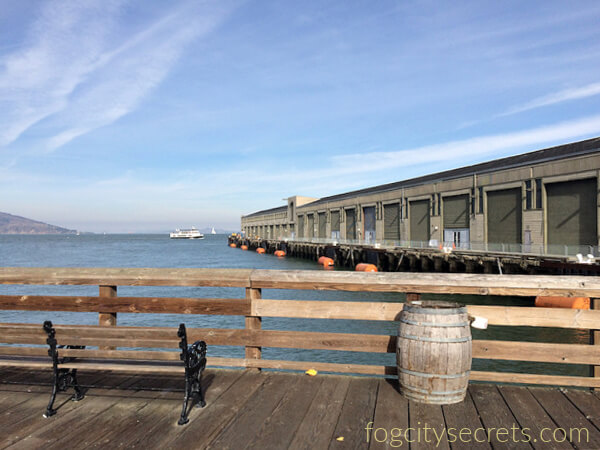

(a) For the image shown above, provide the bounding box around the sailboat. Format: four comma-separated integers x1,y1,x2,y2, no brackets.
211,227,217,235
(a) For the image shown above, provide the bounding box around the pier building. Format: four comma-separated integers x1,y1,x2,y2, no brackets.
241,137,600,257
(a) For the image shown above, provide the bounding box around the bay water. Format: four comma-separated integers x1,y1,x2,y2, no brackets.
0,234,590,377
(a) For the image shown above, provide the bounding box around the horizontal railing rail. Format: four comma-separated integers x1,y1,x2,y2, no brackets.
0,267,598,388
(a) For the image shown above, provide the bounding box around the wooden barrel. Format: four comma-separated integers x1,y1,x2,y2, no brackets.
396,300,471,404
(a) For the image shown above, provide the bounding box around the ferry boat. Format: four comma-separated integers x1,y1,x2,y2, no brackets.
170,227,204,239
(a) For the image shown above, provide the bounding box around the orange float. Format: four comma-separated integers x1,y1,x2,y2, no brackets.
256,248,266,254
534,296,590,309
274,250,286,257
318,256,334,267
355,263,378,272
241,245,248,250
229,243,236,248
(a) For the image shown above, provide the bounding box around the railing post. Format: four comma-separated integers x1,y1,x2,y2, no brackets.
406,292,420,303
99,285,117,350
245,287,262,370
592,298,599,391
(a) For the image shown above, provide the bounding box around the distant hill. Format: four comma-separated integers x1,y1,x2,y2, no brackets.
0,212,76,234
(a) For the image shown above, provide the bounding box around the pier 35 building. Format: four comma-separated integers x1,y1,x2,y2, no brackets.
241,137,600,256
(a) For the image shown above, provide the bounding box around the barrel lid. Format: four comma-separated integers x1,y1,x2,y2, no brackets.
403,300,467,314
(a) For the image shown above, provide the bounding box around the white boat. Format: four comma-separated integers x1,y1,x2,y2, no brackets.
211,227,216,235
170,227,204,239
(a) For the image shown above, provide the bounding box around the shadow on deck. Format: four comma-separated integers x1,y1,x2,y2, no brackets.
1,367,600,449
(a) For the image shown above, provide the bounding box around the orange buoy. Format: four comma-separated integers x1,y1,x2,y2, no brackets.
256,248,266,254
535,296,590,309
241,245,248,251
318,256,334,266
229,243,237,248
274,250,286,257
355,263,378,272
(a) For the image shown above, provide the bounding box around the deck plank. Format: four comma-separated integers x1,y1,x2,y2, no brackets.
111,369,245,448
469,384,531,450
529,387,600,449
367,379,409,450
498,386,572,450
442,390,491,450
562,388,600,432
245,373,324,449
327,377,379,450
22,373,174,450
288,375,351,450
1,369,600,449
206,372,293,449
409,401,449,450
165,369,266,449
3,372,141,449
0,370,113,448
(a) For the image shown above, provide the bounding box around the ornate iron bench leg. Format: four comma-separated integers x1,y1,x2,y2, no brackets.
193,342,207,408
43,321,59,418
178,324,191,425
177,324,207,425
42,321,85,418
70,369,85,401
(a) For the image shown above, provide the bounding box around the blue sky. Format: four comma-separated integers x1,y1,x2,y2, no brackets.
1,1,600,232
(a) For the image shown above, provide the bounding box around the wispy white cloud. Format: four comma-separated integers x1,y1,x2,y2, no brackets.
498,82,600,117
0,1,125,146
330,114,600,176
78,114,600,204
6,114,599,231
0,0,235,150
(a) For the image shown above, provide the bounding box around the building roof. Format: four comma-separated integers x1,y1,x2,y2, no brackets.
301,136,600,208
242,136,600,217
243,205,287,219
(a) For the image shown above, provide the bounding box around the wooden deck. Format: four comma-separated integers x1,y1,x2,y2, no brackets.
1,368,599,449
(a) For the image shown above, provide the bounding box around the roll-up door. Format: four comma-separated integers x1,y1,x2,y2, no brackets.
318,212,327,238
297,215,304,238
363,206,376,242
331,210,340,239
307,214,314,238
487,188,521,244
547,178,597,246
443,195,469,229
410,199,430,242
331,211,340,232
384,203,400,240
346,209,356,240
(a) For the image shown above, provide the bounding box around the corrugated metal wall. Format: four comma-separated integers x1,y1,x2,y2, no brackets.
297,215,304,238
318,212,327,238
487,188,521,244
363,207,375,232
383,203,400,240
307,214,314,238
443,194,469,229
410,200,430,242
331,210,340,232
547,178,597,246
346,209,356,239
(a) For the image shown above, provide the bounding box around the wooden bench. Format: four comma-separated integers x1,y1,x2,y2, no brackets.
0,321,207,425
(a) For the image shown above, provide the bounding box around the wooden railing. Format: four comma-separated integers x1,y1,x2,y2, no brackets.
0,268,599,388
